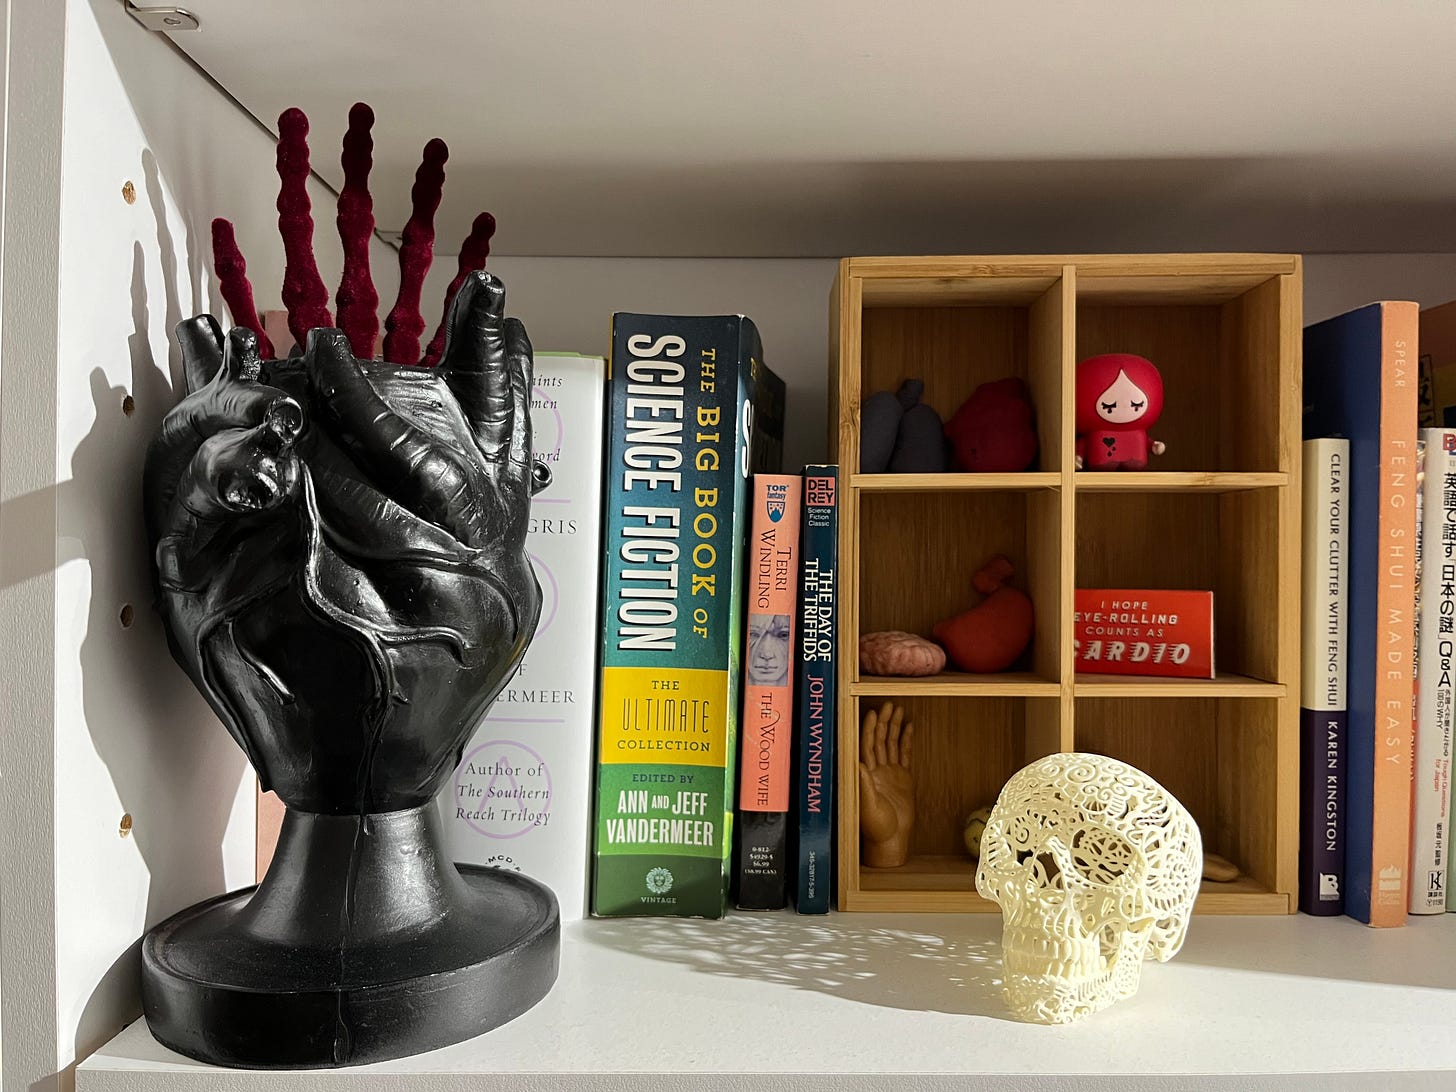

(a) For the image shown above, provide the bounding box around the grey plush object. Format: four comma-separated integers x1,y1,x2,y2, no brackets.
890,401,947,472
862,379,945,473
860,389,904,473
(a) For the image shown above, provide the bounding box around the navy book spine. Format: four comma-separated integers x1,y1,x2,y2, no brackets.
791,465,838,914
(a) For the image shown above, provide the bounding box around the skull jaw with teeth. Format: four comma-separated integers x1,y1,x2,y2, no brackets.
976,753,1202,1024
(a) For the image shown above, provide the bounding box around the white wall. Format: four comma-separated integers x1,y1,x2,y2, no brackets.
4,2,1456,1088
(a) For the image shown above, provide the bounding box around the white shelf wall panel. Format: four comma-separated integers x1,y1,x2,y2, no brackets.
1,2,405,1088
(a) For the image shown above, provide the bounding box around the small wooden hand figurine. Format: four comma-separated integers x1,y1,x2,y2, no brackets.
858,701,915,868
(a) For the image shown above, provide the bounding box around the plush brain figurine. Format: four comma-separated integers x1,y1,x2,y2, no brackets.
1074,353,1165,471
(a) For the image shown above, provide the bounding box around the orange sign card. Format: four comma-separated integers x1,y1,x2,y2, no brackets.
1073,589,1215,678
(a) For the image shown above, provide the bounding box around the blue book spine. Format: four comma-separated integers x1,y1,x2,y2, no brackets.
1303,301,1419,927
792,465,838,914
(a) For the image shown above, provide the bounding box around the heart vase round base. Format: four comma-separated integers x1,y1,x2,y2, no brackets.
140,803,560,1068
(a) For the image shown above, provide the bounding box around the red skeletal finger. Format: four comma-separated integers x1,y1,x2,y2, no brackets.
383,138,448,366
421,211,496,367
210,218,274,360
276,107,333,350
335,102,379,360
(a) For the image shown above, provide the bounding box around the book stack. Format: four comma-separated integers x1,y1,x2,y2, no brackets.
1302,298,1456,925
1303,302,1417,927
588,315,781,918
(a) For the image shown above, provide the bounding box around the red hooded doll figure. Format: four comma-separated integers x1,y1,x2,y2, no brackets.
1075,352,1166,470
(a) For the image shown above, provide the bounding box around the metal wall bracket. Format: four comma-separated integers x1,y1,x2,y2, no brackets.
125,4,201,32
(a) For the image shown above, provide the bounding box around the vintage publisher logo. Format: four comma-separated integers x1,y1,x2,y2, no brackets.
645,867,674,895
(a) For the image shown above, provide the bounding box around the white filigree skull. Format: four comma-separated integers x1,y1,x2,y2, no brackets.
975,752,1202,1024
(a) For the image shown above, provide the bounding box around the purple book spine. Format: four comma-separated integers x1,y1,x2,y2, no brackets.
1299,707,1346,915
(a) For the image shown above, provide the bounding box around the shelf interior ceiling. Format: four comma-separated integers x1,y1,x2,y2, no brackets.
159,1,1456,257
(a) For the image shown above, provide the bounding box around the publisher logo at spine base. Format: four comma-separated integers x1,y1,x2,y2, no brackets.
646,867,674,895
453,739,553,839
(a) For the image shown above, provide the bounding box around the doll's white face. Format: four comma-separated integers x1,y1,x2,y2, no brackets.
1095,370,1151,424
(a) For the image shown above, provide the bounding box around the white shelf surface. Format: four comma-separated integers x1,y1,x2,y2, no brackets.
79,910,1456,1091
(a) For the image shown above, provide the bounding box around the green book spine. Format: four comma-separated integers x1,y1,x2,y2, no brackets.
591,314,784,917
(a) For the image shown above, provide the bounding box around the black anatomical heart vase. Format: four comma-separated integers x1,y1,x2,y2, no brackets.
138,105,559,1068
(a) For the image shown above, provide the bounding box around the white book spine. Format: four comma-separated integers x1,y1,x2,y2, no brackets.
1413,429,1455,912
1302,439,1348,712
438,353,605,921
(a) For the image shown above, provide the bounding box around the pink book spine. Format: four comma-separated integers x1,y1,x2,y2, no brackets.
739,475,802,815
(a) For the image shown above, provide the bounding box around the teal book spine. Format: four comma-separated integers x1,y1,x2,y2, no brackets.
591,314,784,918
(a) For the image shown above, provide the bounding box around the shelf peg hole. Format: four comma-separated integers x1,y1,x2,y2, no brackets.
121,394,135,417
119,603,135,628
121,180,136,205
119,813,133,838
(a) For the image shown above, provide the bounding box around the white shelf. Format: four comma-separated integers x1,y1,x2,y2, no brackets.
78,911,1456,1091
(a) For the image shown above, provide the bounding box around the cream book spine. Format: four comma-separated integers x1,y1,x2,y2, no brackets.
438,352,606,921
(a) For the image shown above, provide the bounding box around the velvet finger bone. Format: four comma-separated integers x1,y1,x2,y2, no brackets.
210,103,499,367
335,102,380,359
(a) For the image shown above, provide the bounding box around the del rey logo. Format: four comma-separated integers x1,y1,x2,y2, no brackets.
806,476,835,507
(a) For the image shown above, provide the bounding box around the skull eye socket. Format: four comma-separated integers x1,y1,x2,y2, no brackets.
1016,849,1062,884
1097,922,1121,960
1070,826,1136,885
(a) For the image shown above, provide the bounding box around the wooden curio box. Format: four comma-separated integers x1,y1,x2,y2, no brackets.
829,254,1301,914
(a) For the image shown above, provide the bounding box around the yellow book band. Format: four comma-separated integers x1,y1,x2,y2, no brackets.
599,667,729,769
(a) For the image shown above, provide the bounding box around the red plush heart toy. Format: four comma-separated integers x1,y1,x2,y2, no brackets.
932,555,1034,673
943,377,1038,473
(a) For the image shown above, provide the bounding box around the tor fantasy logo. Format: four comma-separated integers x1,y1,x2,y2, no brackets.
765,481,789,523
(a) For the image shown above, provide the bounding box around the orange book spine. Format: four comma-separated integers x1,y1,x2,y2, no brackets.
740,475,802,813
1371,301,1420,926
734,474,801,910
